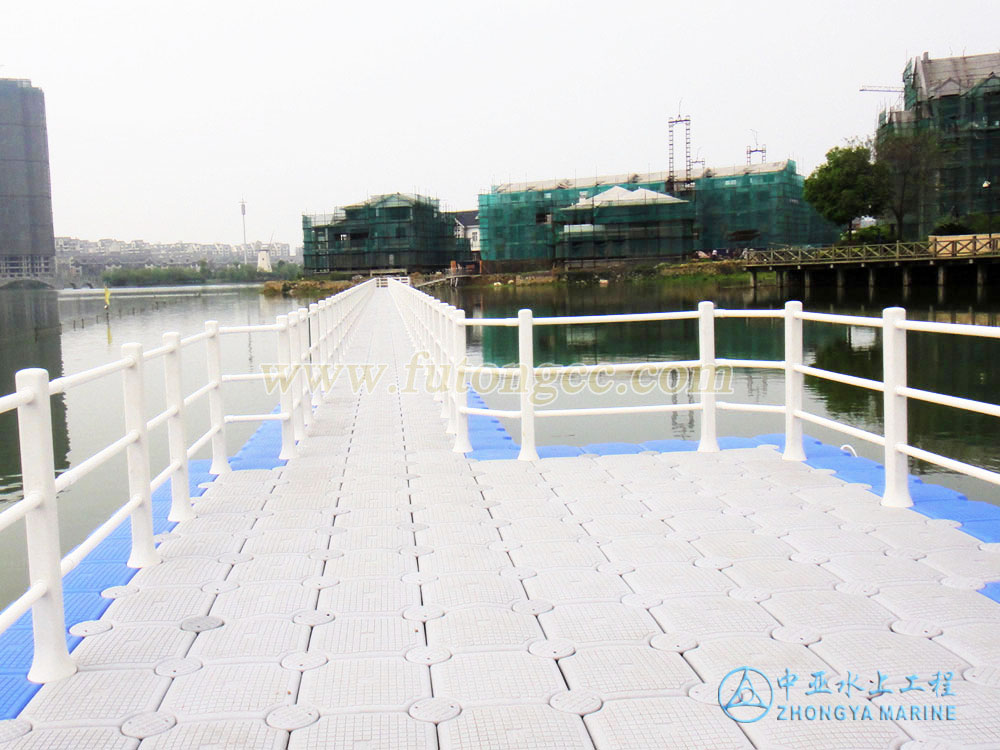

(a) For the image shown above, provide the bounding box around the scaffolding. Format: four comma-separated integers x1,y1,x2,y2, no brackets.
303,194,471,273
479,161,838,267
878,52,1000,238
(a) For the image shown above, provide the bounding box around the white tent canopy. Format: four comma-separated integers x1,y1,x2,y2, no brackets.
568,185,686,208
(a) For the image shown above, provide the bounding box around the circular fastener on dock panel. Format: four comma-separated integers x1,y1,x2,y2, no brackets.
154,657,203,677
642,511,673,522
621,593,662,609
565,515,593,525
266,705,320,731
398,522,429,532
69,620,112,637
499,567,537,580
180,615,224,632
596,562,635,576
409,697,462,724
470,499,499,509
292,609,335,626
401,572,437,585
101,585,139,599
512,599,554,616
549,690,603,716
302,576,340,590
891,620,943,638
668,530,700,543
926,518,962,529
840,522,876,534
528,639,576,659
728,588,771,603
328,508,351,516
771,626,821,645
941,576,986,590
488,541,522,552
789,552,829,565
979,542,1000,553
963,666,1000,688
835,582,879,597
398,545,433,557
694,557,733,570
218,552,253,565
722,507,755,517
308,549,344,561
402,605,445,622
578,536,610,547
482,519,511,529
153,533,172,544
121,712,176,739
688,683,718,705
201,580,239,595
885,547,927,560
650,633,698,653
0,719,31,742
405,646,452,665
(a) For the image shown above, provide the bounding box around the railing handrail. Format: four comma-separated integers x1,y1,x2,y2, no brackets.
746,236,1000,266
0,278,379,682
387,279,1000,511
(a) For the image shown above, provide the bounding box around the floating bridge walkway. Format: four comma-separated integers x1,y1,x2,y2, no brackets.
0,281,998,748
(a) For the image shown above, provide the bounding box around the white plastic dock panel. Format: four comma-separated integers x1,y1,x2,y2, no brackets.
3,291,1000,749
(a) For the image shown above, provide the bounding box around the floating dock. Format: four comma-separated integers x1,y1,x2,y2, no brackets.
0,287,999,749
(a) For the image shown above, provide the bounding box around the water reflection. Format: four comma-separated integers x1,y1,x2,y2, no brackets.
440,279,1000,501
0,290,69,497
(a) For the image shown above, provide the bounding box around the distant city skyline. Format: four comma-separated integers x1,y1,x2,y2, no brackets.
3,1,999,248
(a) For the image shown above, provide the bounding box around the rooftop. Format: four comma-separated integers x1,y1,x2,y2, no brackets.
493,160,794,194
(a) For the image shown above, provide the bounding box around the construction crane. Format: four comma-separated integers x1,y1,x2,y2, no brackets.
860,85,904,93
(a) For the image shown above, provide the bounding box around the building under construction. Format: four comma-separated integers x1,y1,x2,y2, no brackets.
478,160,838,269
877,51,1000,238
303,193,471,274
0,79,55,278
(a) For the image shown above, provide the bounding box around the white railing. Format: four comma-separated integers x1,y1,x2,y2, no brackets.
388,280,1000,512
0,279,377,683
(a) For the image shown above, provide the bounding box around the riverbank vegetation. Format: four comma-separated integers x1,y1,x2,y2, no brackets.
102,261,301,287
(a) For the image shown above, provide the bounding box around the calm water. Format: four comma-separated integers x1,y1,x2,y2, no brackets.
0,285,309,606
432,279,1000,509
0,279,998,607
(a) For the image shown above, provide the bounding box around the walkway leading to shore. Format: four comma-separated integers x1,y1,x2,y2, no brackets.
4,290,999,749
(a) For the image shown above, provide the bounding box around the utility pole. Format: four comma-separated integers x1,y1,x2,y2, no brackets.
240,198,248,264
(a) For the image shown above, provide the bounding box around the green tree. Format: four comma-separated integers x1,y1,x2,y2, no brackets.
804,143,889,239
874,130,942,240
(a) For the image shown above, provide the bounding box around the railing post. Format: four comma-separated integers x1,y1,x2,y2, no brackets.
162,332,193,522
309,303,323,407
444,305,458,434
276,315,297,460
697,301,719,452
120,343,160,568
318,300,330,369
287,312,306,442
517,308,539,461
297,307,313,429
204,321,230,474
881,307,913,507
15,368,77,683
782,301,806,461
452,308,472,453
434,303,446,407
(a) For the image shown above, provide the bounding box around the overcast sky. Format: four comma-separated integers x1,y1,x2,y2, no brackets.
3,0,998,248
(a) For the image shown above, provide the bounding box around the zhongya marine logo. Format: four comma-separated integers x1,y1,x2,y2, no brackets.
718,667,774,723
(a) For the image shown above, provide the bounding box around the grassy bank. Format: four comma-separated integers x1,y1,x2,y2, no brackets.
264,261,775,297
463,261,774,288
